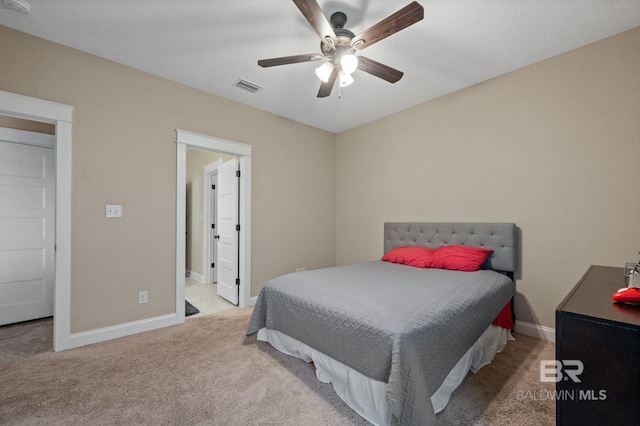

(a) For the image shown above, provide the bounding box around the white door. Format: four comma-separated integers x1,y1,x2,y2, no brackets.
216,158,239,305
209,173,217,283
0,137,55,326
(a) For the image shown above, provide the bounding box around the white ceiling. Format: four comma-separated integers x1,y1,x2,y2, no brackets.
1,0,639,133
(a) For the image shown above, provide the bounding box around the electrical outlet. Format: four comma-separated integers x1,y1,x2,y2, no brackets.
138,291,148,304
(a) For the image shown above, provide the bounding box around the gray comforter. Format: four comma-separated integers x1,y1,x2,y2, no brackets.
246,260,514,425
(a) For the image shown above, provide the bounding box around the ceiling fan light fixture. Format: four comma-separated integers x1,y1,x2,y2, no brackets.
340,54,358,74
315,62,334,82
3,0,31,13
339,70,354,87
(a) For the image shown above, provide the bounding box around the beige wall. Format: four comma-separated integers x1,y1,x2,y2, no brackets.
336,27,640,329
0,25,336,333
2,22,638,336
0,115,55,134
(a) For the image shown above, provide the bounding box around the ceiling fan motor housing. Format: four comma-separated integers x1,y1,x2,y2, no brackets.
330,11,347,29
321,12,355,56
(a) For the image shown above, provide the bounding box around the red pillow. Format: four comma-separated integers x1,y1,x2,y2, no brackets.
381,246,436,268
430,245,493,272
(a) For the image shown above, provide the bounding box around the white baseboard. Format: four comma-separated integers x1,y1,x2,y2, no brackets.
67,313,177,350
514,320,555,343
250,296,258,306
189,271,205,283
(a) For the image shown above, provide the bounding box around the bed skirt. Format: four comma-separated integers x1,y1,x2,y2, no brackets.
257,325,513,426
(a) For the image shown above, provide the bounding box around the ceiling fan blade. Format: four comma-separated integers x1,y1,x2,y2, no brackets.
351,1,424,51
357,56,404,83
293,0,337,45
258,53,323,68
317,67,338,98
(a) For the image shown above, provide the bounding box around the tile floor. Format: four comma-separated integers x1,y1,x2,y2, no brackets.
184,275,237,318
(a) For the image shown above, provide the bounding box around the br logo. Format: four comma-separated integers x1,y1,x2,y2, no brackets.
540,360,584,383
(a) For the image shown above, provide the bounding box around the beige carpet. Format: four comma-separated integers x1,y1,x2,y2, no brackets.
0,308,555,425
0,317,53,369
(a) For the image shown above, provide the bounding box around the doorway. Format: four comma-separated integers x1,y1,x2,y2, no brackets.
185,151,223,284
175,129,252,323
0,125,55,327
184,151,238,316
0,90,73,352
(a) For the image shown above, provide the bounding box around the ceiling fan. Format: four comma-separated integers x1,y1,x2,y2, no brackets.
258,0,424,98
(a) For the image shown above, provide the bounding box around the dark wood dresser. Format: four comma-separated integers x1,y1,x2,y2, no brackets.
556,265,640,426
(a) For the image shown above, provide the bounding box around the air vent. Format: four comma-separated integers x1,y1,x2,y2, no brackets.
233,79,262,94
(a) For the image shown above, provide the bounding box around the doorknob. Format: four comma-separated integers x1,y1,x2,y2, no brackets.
214,235,220,239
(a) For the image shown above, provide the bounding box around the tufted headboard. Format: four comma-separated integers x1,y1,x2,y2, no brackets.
384,222,517,273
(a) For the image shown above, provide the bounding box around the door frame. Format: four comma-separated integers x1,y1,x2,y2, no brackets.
0,90,73,352
203,158,223,285
175,129,251,322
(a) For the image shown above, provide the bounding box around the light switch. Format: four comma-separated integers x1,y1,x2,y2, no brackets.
106,204,122,218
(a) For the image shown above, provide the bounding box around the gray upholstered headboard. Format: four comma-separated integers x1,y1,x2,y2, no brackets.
384,222,517,273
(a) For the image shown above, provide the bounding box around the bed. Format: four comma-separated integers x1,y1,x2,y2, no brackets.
246,222,516,425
